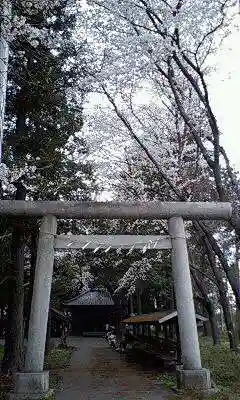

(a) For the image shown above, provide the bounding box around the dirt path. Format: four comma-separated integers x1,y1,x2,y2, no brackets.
55,337,171,400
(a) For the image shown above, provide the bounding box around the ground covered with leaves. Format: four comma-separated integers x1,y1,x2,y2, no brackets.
45,345,74,391
0,344,73,398
45,346,73,370
1,338,240,399
159,337,240,399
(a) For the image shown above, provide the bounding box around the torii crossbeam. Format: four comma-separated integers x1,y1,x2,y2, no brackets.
0,200,232,219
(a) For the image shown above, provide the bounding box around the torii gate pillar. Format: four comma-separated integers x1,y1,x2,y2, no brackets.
9,215,57,400
169,217,211,391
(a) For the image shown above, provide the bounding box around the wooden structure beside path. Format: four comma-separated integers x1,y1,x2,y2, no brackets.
120,310,208,368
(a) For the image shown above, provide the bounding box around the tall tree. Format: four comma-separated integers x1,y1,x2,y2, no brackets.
1,0,97,372
80,0,240,293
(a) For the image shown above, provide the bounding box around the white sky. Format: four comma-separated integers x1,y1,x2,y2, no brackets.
208,28,240,170
85,20,240,187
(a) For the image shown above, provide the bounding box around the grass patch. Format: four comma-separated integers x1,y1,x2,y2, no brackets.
44,345,73,370
158,373,177,391
158,337,240,399
200,337,240,390
49,374,64,391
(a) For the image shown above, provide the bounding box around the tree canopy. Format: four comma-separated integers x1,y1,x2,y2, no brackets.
0,0,239,369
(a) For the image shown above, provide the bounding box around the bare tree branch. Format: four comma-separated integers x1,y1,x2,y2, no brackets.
101,85,185,199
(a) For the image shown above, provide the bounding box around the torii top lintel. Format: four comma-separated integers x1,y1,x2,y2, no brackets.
0,200,232,220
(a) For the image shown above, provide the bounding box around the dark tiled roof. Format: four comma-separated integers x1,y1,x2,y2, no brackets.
64,289,115,306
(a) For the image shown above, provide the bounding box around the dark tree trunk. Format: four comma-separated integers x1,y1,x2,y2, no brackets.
2,226,25,372
214,280,236,350
205,300,220,345
1,181,26,373
176,322,182,365
129,294,134,315
236,309,240,341
196,221,240,323
191,268,220,345
136,288,142,314
204,240,237,350
218,290,237,350
45,309,52,356
192,228,238,350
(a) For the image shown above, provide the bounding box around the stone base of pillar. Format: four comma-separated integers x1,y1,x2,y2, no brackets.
176,366,213,392
8,371,55,400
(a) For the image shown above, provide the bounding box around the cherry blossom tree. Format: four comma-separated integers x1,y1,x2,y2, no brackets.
77,0,240,345
81,0,239,208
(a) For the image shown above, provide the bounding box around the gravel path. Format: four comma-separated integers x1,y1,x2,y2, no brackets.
55,337,171,400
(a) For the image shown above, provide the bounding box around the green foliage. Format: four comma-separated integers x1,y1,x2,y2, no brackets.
164,337,240,400
53,216,174,309
44,346,73,370
52,242,173,312
52,254,82,307
4,0,96,203
200,338,240,392
40,392,55,400
0,346,68,398
0,0,96,319
158,373,177,390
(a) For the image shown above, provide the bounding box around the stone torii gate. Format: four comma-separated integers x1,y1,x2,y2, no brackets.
3,200,231,399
